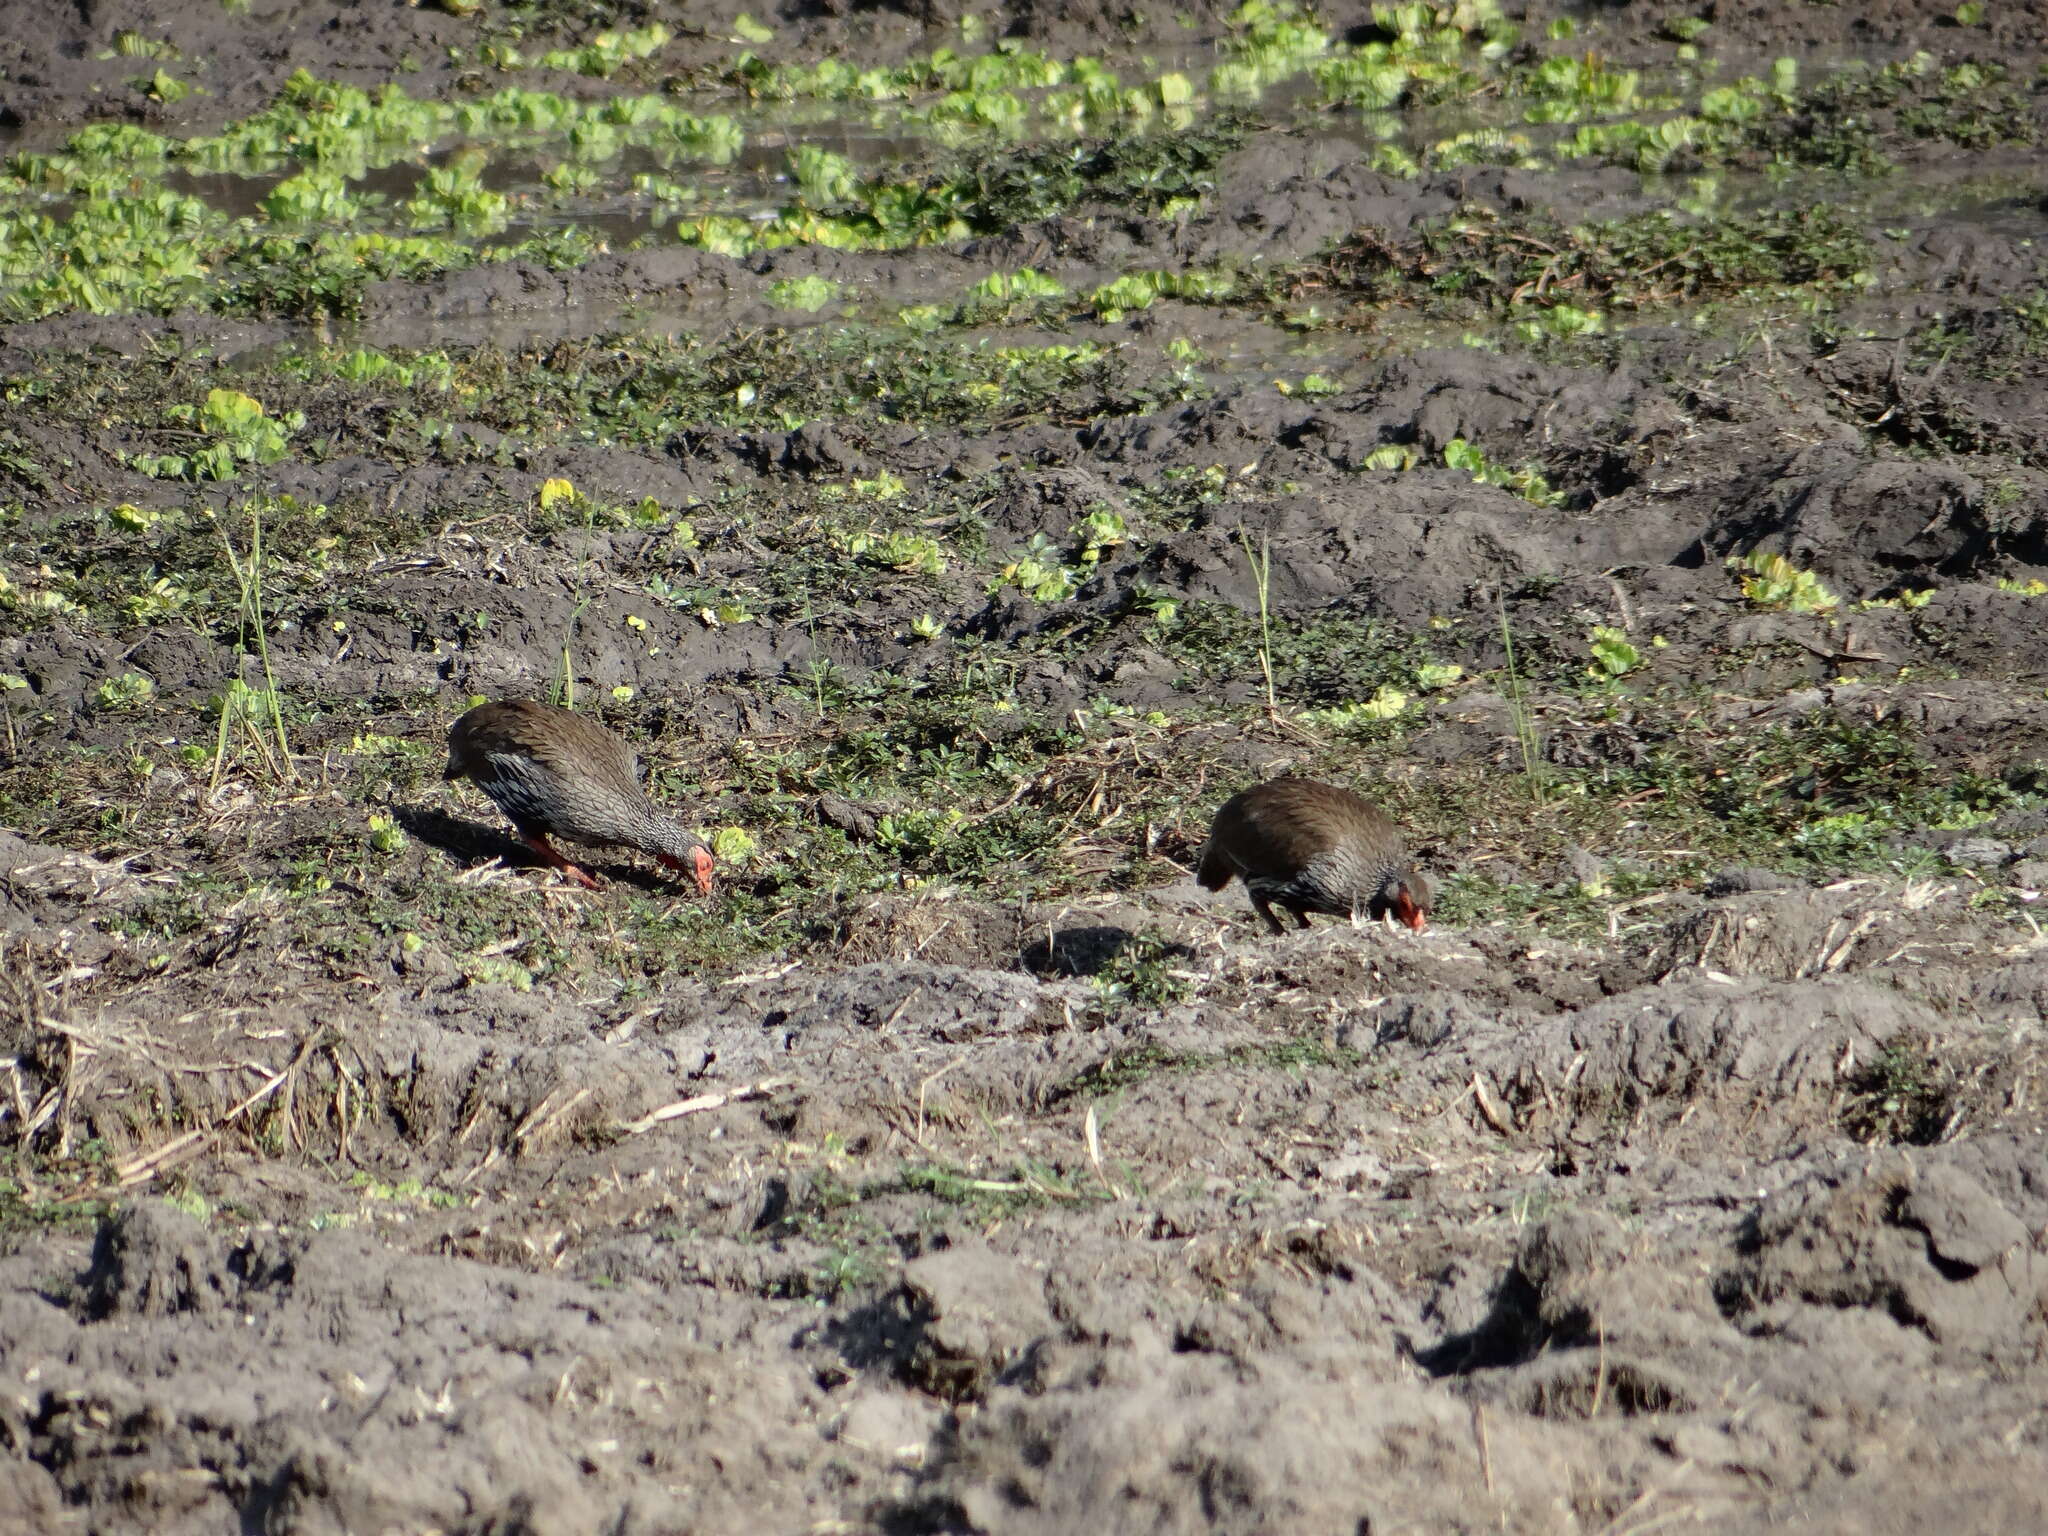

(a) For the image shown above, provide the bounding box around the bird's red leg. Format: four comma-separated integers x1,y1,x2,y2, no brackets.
520,832,602,890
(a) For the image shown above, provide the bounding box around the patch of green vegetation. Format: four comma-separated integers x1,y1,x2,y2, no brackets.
0,70,741,321
1299,686,1415,730
765,274,843,312
678,117,1248,257
1731,551,1841,614
1443,436,1563,506
1284,204,1872,335
1147,598,1440,711
1089,931,1197,1010
0,1148,117,1234
0,485,411,642
995,509,1129,603
1435,864,1669,938
537,22,673,78
1050,1029,1369,1108
1605,712,2012,875
1841,1035,1959,1144
1090,267,1237,320
1751,56,2036,175
92,672,157,711
394,326,1128,442
125,389,303,483
349,1171,467,1208
1586,626,1644,681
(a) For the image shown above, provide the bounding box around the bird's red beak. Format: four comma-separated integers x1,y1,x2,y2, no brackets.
658,847,717,896
1393,890,1427,932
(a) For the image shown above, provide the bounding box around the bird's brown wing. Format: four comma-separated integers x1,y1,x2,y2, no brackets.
532,705,651,804
1245,779,1401,862
448,701,638,794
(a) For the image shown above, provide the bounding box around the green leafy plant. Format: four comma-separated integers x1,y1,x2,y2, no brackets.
1090,931,1196,1010
997,509,1135,603
1074,508,1126,565
836,526,947,576
107,31,177,59
262,169,363,223
1090,268,1235,320
1443,437,1562,506
1300,685,1410,728
1587,625,1641,680
405,155,510,235
852,470,907,501
367,811,407,854
1732,551,1840,613
767,275,842,312
1511,303,1604,343
131,69,196,104
129,389,303,483
93,672,156,710
1000,533,1080,602
540,23,672,78
963,266,1068,318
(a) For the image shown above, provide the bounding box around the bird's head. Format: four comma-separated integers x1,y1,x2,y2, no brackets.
1384,869,1433,932
654,828,716,896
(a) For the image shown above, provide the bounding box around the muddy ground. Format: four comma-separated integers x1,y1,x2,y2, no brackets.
5,1,2048,1532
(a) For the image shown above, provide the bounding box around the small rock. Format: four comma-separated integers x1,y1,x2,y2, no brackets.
1901,1163,2028,1271
1944,837,2011,870
1989,809,2048,839
1563,845,1606,889
781,421,868,478
902,1244,1054,1398
832,1390,939,1462
2008,859,2048,892
1316,1151,1388,1192
815,793,880,842
85,1201,230,1319
1705,866,1802,897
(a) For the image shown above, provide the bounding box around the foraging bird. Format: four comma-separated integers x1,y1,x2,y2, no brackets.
1196,777,1431,935
444,699,715,895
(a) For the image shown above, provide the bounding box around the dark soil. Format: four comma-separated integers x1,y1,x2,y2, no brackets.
5,1,2048,1532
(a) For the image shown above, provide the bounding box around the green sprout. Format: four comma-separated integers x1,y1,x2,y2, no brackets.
1732,551,1840,613
1587,626,1641,680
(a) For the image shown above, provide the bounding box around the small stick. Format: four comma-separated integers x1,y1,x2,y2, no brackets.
1470,1401,1495,1495
617,1077,792,1136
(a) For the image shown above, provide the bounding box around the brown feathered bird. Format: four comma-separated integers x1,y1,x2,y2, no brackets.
1196,777,1431,934
444,699,714,895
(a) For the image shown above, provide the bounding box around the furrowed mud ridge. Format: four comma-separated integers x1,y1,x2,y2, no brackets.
4,1,2048,1531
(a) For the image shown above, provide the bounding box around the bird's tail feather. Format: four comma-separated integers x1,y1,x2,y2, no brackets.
1194,838,1233,891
